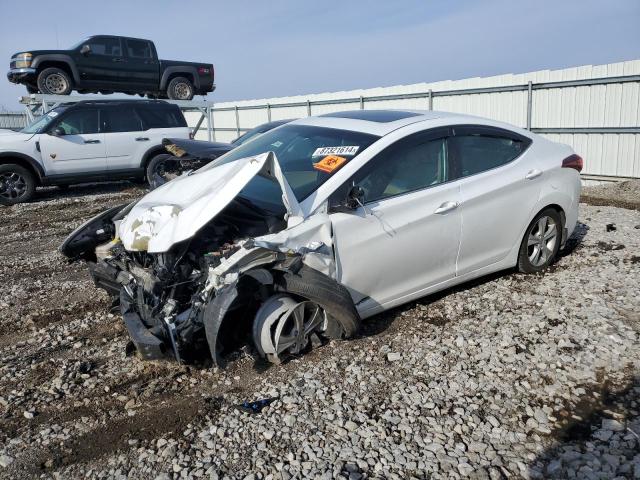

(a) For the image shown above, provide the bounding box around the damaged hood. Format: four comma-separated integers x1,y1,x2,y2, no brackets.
119,152,304,253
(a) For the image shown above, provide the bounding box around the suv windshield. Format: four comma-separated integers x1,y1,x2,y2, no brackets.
20,107,67,134
201,124,379,211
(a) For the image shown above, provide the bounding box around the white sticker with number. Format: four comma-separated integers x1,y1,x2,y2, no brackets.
312,145,359,157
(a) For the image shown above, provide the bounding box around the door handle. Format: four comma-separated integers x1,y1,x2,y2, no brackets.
525,169,542,180
84,139,101,144
135,137,150,142
434,201,460,214
112,57,125,62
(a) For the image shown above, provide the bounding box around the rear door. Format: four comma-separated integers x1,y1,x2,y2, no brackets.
102,105,148,171
122,39,159,91
451,126,539,275
75,36,125,86
38,108,106,175
330,128,462,312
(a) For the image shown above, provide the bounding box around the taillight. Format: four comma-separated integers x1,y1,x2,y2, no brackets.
562,154,583,172
189,129,195,139
198,66,211,75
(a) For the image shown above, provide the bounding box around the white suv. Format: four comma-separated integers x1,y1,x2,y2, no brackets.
0,100,190,205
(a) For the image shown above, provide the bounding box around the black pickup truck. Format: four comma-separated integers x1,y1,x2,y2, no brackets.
8,35,215,100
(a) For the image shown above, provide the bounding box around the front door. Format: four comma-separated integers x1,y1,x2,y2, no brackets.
75,36,124,86
330,129,461,315
39,108,106,175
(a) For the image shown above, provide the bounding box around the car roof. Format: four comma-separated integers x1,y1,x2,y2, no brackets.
291,109,529,137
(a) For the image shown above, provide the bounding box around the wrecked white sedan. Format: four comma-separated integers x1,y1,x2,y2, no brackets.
61,110,582,366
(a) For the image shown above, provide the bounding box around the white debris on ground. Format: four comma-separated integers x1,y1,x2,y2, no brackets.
0,182,638,479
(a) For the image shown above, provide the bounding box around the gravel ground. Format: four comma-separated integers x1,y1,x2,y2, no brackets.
0,182,639,480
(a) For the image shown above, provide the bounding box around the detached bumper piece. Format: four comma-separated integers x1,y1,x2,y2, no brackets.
120,289,168,360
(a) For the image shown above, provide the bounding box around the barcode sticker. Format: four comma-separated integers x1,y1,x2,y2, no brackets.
312,146,359,157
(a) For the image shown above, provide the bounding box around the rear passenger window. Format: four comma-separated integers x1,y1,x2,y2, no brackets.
449,134,526,178
103,107,143,133
136,107,186,129
126,39,153,59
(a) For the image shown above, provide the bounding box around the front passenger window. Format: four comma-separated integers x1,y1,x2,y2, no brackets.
55,110,100,135
353,137,448,203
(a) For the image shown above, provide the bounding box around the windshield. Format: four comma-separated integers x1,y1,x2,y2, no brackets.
20,107,67,134
200,124,379,209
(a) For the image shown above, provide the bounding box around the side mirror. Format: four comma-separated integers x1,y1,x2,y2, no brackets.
345,185,365,210
50,127,66,137
80,44,91,55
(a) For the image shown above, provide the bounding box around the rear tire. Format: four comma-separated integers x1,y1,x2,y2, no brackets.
37,67,72,95
0,164,36,206
146,153,180,190
517,208,562,273
167,76,195,100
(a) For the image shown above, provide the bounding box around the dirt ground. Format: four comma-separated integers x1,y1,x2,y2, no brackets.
0,181,639,479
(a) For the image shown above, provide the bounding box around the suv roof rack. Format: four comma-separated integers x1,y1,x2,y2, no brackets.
20,94,215,141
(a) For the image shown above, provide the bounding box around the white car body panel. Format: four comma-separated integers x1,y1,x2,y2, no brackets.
332,181,461,308
38,132,107,174
105,127,189,171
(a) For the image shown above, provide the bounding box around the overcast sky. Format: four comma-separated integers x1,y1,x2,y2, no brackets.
0,0,638,111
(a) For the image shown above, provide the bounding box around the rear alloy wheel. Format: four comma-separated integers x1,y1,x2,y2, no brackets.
37,67,72,95
253,294,330,364
517,208,562,273
0,164,36,206
146,154,182,190
167,76,194,100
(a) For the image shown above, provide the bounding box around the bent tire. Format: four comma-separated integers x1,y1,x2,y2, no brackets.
0,164,36,206
275,266,361,339
517,208,562,273
167,76,195,100
37,67,72,95
146,153,181,190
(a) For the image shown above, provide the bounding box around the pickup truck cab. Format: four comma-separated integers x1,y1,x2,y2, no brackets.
0,100,190,205
8,35,215,100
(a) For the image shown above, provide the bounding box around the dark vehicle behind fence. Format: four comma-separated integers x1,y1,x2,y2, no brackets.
148,119,293,189
8,35,214,100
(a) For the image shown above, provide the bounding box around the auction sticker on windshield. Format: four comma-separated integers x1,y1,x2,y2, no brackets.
312,146,359,157
313,155,347,173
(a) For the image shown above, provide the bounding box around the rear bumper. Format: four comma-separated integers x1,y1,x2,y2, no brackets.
7,67,36,84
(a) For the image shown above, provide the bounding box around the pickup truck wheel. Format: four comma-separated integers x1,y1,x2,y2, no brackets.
167,77,194,100
0,164,36,206
37,67,72,95
146,154,182,190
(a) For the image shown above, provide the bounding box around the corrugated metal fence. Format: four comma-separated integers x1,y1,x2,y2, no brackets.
0,112,28,131
186,60,640,182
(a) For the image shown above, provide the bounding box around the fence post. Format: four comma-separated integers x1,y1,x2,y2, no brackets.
526,81,533,130
267,103,271,122
207,106,214,142
306,100,311,117
359,96,364,110
428,89,433,110
234,106,240,138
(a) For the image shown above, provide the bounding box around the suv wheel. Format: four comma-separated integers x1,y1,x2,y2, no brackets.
0,164,36,206
517,208,562,273
167,77,194,100
37,67,72,95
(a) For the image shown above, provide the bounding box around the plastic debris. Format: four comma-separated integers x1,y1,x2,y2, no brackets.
236,397,278,414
